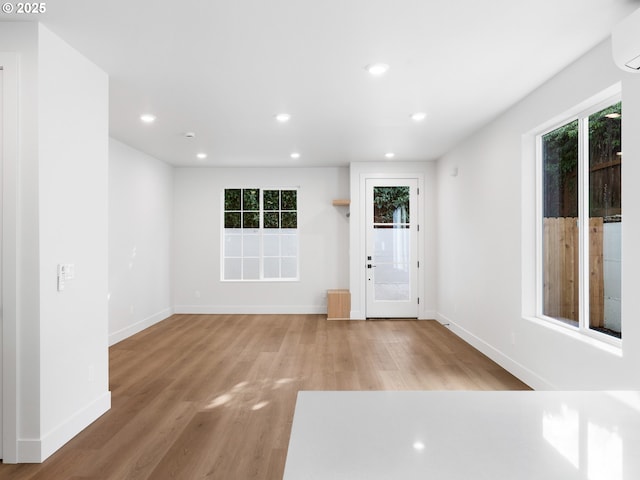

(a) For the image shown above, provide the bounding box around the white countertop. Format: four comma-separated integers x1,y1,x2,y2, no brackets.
283,390,640,480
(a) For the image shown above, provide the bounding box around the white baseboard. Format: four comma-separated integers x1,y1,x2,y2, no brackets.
173,305,325,315
18,391,111,463
435,312,554,390
109,307,174,346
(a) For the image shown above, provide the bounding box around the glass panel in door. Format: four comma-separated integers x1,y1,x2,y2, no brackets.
372,186,411,302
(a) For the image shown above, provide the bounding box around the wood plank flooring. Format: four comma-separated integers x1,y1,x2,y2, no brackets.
0,314,530,479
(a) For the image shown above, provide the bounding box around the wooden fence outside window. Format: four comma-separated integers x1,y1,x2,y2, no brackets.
543,217,604,328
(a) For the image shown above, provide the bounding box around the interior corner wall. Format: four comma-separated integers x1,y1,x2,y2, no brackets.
348,161,437,320
172,167,349,314
436,38,640,390
109,139,173,345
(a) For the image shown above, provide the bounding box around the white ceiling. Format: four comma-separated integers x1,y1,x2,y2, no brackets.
4,0,639,167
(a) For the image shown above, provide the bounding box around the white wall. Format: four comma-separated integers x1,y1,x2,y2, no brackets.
349,162,437,320
436,38,640,390
109,139,173,345
173,167,349,313
37,24,111,461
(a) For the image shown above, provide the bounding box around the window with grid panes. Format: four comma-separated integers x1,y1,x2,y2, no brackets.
222,188,298,281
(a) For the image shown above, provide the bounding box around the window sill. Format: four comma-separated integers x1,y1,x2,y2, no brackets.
221,278,300,283
522,315,622,357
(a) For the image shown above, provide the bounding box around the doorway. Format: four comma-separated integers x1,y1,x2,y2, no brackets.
365,178,419,318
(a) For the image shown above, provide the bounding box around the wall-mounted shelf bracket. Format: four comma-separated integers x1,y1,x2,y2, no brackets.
332,199,351,217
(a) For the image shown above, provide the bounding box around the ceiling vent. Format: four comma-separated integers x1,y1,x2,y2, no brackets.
612,8,640,72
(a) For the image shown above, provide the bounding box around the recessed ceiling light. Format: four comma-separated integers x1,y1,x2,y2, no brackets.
411,112,427,122
365,63,390,76
605,113,621,119
290,152,301,159
385,152,395,159
140,114,156,123
275,113,291,123
196,153,207,160
184,132,196,138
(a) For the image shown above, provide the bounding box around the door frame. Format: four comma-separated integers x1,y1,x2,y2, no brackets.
1,54,20,463
357,172,425,320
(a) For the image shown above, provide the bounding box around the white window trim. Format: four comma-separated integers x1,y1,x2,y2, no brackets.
221,186,300,282
528,85,622,348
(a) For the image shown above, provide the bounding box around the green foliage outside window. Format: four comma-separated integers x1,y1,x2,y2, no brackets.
282,190,297,211
264,190,280,210
224,188,297,229
243,189,260,211
373,186,410,224
243,212,260,228
281,212,297,228
225,189,241,210
543,102,621,218
542,120,579,218
264,212,279,228
225,212,241,228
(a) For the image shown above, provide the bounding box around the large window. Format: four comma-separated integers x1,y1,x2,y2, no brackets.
538,97,622,340
222,188,298,281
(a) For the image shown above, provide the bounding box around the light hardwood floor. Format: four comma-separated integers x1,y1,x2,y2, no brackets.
0,314,530,479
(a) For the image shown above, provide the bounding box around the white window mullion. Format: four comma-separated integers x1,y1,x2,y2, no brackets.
238,232,243,281
535,134,545,318
259,188,264,280
578,116,590,332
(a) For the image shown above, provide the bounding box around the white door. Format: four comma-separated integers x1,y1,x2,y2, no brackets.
365,178,419,318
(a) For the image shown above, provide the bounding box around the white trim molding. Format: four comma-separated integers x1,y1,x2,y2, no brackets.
18,392,111,463
109,308,174,346
435,312,554,390
1,52,20,464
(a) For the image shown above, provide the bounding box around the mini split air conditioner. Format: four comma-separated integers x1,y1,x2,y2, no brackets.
612,8,640,71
